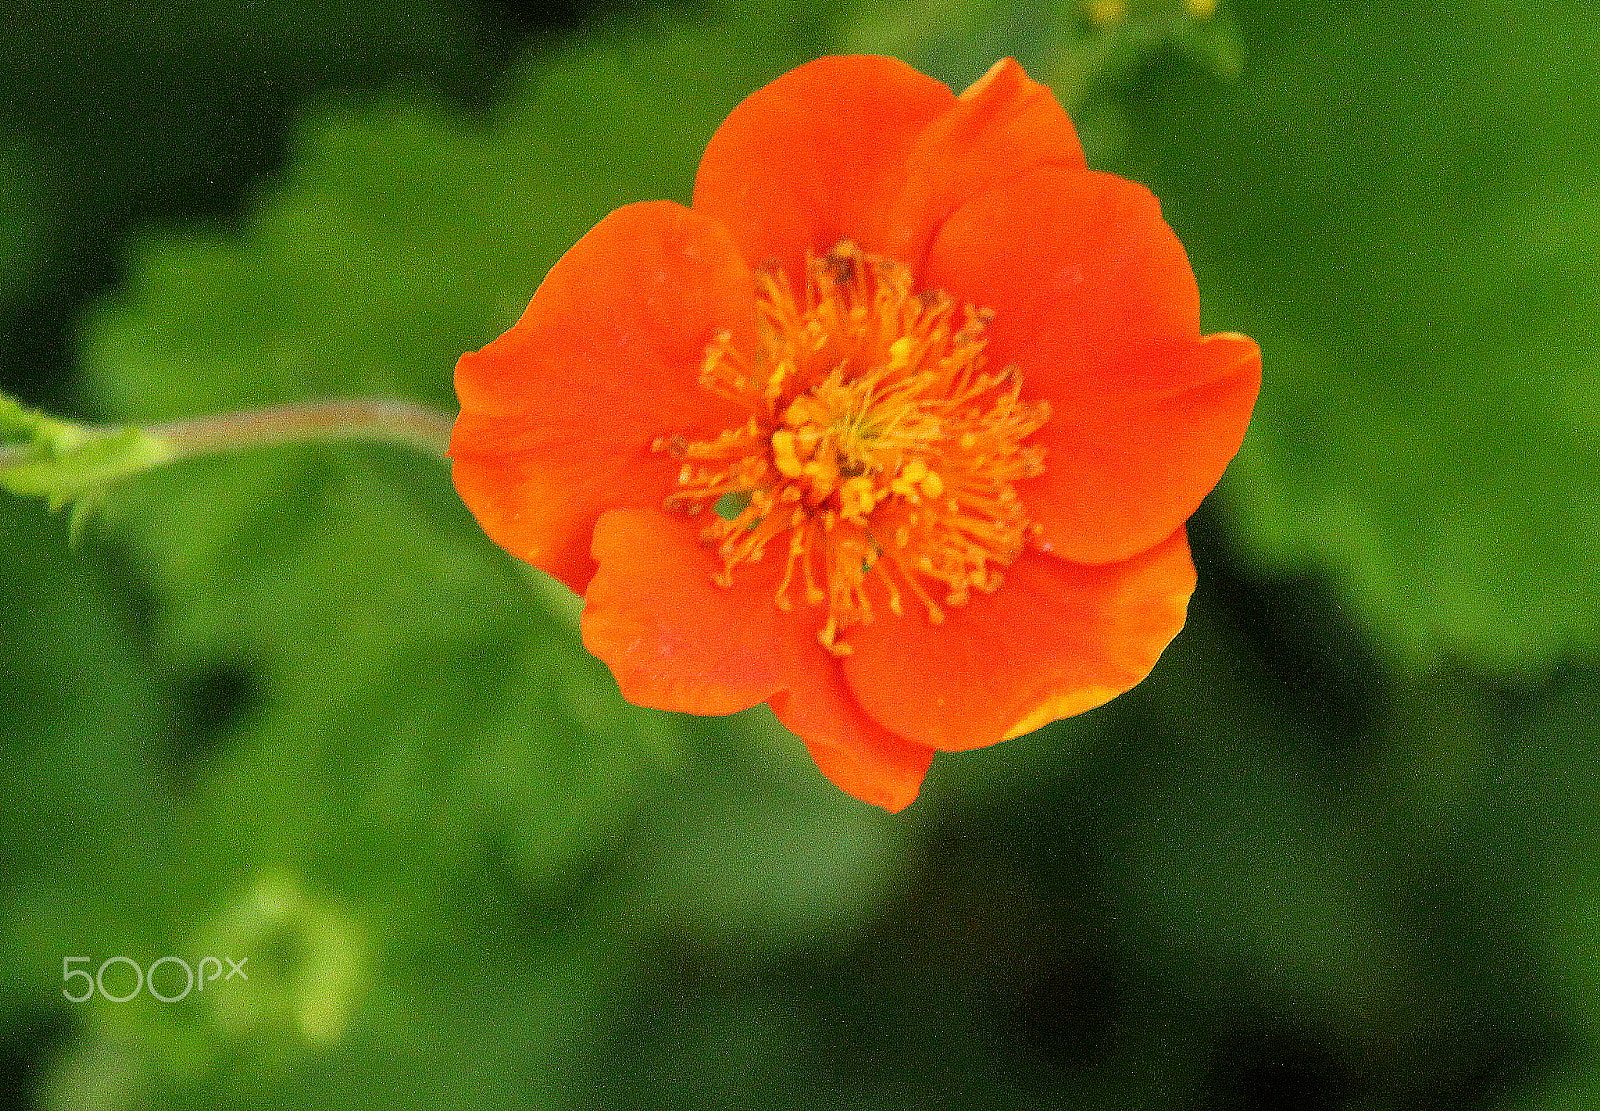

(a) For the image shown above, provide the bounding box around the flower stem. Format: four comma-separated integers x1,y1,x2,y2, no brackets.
1,392,456,518
148,397,456,462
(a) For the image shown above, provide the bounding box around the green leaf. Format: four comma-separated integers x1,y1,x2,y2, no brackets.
0,499,177,1011
81,14,828,427
1,392,176,519
66,16,836,702
1117,0,1600,673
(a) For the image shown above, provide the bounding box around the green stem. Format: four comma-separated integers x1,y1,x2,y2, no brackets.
1,394,457,516
147,397,456,462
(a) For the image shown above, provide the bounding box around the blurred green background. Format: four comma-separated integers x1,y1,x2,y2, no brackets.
2,0,1597,1107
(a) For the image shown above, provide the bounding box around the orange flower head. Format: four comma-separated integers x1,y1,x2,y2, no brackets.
450,56,1261,812
663,242,1051,655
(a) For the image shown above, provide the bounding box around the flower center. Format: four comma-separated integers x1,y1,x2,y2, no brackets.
655,241,1050,656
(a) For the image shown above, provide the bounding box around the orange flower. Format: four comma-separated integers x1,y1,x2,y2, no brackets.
450,56,1260,812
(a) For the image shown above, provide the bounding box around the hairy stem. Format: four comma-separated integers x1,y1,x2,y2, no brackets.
149,397,456,461
2,394,457,514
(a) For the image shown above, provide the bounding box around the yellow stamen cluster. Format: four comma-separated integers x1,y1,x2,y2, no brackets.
654,241,1050,656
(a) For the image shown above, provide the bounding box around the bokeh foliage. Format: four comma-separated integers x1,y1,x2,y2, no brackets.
2,0,1597,1108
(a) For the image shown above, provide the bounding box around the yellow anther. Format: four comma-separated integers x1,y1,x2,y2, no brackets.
802,457,839,498
765,359,794,399
888,336,915,368
771,429,804,478
784,395,825,428
838,476,877,520
919,470,944,499
891,457,930,498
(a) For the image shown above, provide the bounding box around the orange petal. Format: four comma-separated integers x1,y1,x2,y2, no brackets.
692,55,955,277
450,201,755,591
1023,333,1262,565
693,57,1087,282
873,58,1088,268
924,166,1259,563
925,166,1200,377
449,449,635,593
770,672,935,815
581,508,790,715
840,533,1197,752
581,508,936,810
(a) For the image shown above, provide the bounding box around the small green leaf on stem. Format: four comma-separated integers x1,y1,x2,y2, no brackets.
0,393,176,518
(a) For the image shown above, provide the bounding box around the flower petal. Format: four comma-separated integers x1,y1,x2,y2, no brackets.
770,673,934,815
840,533,1196,752
925,165,1201,378
450,201,755,591
924,166,1260,563
581,507,791,715
450,448,642,594
693,57,1088,282
1024,333,1262,564
692,55,955,275
874,58,1088,268
581,507,936,810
